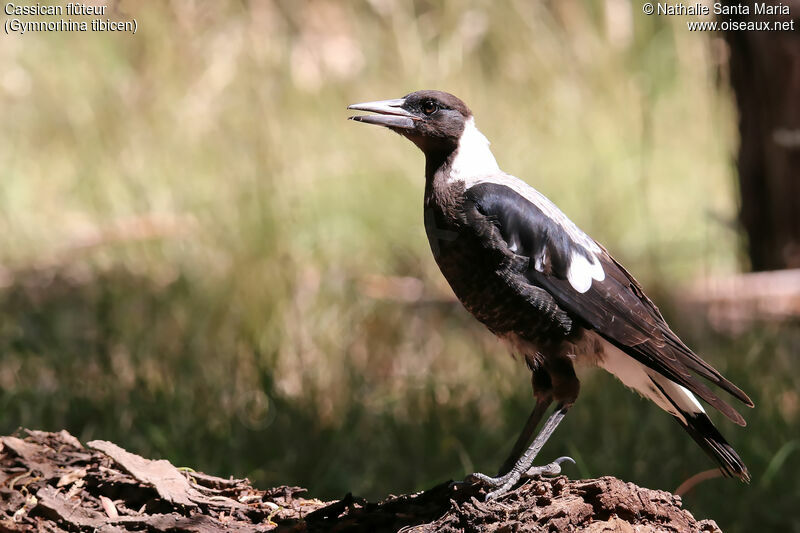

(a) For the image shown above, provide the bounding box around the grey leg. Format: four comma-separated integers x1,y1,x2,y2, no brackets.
468,405,572,500
497,397,552,476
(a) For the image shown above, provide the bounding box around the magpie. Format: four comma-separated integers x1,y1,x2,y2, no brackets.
348,90,753,500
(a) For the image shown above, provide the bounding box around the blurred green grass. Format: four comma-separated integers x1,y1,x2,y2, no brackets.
0,1,797,531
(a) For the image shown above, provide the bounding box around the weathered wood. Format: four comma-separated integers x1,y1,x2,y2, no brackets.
0,430,722,532
87,440,199,508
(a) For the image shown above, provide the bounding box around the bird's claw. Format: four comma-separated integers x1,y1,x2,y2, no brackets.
523,455,575,478
466,456,575,501
465,471,518,501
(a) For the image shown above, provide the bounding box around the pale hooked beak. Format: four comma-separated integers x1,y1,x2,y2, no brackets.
347,98,417,130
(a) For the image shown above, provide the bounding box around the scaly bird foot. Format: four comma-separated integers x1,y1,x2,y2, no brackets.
466,456,575,501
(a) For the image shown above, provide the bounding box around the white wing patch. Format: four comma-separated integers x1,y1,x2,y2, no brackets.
460,172,605,292
567,252,605,293
566,251,606,293
451,120,606,293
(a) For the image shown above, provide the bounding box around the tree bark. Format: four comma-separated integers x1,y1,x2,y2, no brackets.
723,1,800,271
0,429,722,532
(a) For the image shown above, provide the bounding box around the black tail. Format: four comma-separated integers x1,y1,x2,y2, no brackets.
677,412,750,482
649,374,750,481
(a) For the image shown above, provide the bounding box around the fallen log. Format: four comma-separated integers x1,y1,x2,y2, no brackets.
0,430,721,532
681,268,800,333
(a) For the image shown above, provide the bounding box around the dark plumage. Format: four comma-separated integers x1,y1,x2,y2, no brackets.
348,90,753,498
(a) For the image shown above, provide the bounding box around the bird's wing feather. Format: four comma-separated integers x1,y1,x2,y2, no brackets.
463,179,752,425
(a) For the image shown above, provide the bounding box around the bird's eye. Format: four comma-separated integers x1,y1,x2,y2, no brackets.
422,101,439,115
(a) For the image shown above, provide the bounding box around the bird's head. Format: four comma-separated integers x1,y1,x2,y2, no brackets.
348,90,473,156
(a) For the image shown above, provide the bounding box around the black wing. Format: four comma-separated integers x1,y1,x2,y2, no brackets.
464,181,753,425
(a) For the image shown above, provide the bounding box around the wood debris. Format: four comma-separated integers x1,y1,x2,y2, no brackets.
0,429,722,532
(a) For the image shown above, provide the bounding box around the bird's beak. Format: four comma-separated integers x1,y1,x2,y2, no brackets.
348,98,416,130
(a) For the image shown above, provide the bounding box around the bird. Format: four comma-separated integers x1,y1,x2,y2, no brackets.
347,90,753,500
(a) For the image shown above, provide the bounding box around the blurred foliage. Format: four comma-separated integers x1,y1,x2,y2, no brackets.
0,1,797,531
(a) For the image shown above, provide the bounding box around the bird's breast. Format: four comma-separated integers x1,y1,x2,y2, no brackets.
423,201,574,344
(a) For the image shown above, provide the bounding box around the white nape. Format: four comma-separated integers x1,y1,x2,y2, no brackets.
448,117,500,182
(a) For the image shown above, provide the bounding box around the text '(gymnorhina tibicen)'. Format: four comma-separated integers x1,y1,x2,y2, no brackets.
348,90,753,500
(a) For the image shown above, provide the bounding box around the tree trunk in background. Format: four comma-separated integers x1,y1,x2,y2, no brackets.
723,4,800,271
